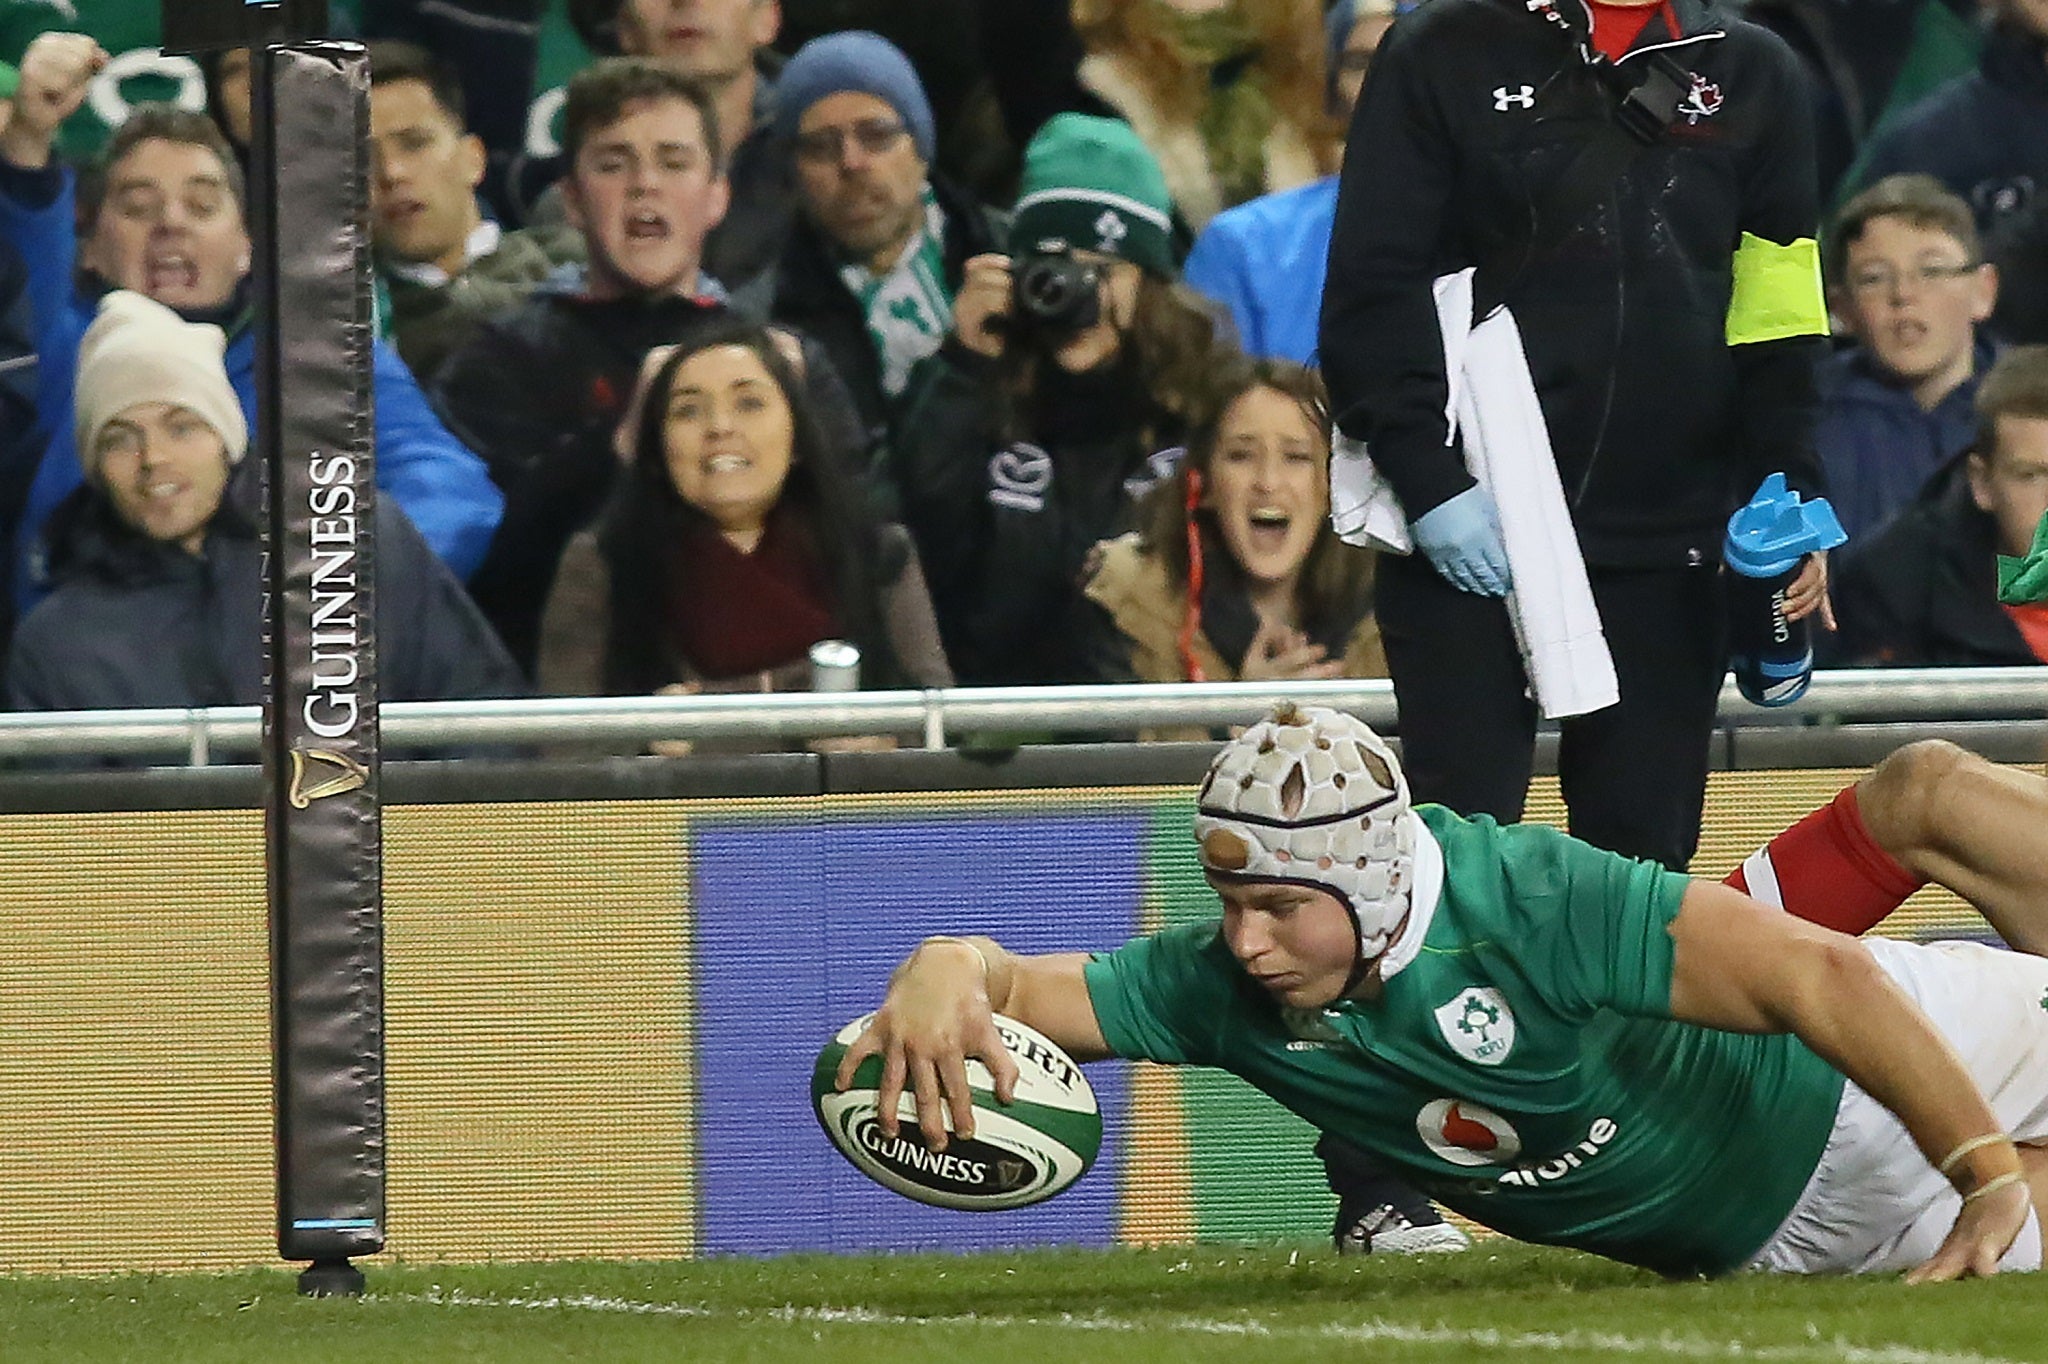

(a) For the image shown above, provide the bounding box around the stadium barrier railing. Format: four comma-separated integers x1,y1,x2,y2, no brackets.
0,666,2041,767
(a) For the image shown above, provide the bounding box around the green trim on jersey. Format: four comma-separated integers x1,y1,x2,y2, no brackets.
1084,805,1846,1278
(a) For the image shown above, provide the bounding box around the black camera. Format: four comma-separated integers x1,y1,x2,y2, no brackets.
1010,246,1103,334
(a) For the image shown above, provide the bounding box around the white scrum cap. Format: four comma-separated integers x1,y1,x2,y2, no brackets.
1193,703,1417,962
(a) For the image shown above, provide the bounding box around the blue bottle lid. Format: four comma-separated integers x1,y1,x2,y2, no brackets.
1723,473,1848,579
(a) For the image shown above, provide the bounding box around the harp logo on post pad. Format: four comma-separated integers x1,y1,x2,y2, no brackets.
288,747,368,808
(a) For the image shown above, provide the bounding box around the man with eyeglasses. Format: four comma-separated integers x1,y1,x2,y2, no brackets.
1817,174,2002,548
767,30,1004,450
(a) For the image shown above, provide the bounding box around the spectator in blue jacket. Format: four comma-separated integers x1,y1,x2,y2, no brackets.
1180,0,1404,364
1847,0,2048,239
7,291,523,717
0,32,503,609
1820,174,2001,546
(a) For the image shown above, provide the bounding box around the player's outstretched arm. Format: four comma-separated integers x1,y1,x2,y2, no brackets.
834,938,1109,1156
1667,880,2033,1282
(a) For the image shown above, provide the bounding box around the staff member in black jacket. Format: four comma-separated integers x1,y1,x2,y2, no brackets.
1320,0,1833,873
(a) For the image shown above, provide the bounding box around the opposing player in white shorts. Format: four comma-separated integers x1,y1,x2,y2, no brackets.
1725,740,2048,1273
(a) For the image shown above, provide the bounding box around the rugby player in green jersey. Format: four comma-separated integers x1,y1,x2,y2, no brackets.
839,704,2048,1281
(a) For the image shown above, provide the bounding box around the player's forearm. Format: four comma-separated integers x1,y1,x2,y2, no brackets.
1786,939,2022,1195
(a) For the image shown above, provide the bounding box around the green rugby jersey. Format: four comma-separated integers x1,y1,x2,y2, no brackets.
1084,805,1846,1277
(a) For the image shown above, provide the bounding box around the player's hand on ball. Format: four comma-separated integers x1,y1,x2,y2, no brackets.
1904,1174,2032,1284
835,938,1019,1154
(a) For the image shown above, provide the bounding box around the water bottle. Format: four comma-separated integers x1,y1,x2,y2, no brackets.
1724,474,1847,707
809,639,862,692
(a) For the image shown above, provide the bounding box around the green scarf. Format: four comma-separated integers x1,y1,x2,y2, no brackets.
1997,510,2048,606
838,188,953,400
1161,2,1278,209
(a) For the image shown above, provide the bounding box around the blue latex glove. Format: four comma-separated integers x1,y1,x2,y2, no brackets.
1411,485,1511,596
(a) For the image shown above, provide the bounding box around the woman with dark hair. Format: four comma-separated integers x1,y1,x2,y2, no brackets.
893,113,1248,685
537,320,951,710
1080,361,1384,691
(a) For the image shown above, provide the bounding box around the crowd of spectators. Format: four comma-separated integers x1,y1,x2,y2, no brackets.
0,0,2036,754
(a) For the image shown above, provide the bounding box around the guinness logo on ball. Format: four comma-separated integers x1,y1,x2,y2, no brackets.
852,1116,1033,1194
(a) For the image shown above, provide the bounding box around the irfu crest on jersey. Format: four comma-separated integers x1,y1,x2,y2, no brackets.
1433,986,1516,1066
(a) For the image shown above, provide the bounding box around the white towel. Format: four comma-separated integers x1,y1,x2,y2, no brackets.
1330,269,1618,719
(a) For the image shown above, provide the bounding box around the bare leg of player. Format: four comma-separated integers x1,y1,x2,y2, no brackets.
1854,741,2048,956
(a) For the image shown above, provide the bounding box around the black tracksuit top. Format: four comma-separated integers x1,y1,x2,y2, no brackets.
1320,0,1828,568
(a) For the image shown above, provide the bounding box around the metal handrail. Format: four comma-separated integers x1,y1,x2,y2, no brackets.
0,668,2038,765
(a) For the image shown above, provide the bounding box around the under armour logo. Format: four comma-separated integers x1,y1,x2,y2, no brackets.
1493,85,1535,111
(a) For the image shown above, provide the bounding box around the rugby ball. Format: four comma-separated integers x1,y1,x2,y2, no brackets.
812,1012,1101,1211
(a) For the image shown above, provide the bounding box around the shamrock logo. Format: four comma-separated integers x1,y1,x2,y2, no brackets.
1093,209,1129,252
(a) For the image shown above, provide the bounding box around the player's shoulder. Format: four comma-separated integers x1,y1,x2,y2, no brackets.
1420,802,1571,862
1108,918,1238,984
1424,804,1652,924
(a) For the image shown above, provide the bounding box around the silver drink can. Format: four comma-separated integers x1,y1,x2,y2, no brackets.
809,639,862,692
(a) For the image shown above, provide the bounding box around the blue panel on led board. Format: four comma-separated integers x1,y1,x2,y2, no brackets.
694,807,1145,1254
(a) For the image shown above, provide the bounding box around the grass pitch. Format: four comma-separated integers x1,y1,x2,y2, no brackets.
2,1241,2044,1363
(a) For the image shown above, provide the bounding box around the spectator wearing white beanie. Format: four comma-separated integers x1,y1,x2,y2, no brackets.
8,289,527,720
72,290,247,554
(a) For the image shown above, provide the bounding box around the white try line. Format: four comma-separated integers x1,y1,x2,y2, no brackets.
384,1288,2023,1364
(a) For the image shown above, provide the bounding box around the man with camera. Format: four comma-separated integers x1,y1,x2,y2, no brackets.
890,113,1246,685
767,31,1007,454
